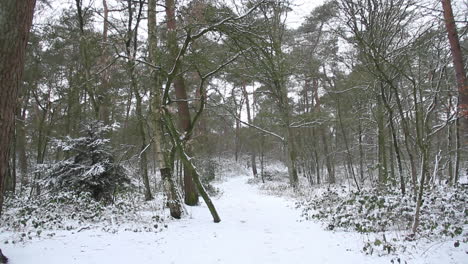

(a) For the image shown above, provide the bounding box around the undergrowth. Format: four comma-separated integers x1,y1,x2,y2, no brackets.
0,191,166,244
295,185,468,255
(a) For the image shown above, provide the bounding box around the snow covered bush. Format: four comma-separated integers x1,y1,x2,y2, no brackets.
199,159,219,183
297,185,468,240
44,121,132,203
195,158,221,196
248,162,292,196
0,191,166,243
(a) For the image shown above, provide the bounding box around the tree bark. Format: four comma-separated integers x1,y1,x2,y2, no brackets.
242,82,258,177
442,0,468,147
447,95,454,184
233,88,243,163
148,0,182,218
0,0,36,215
381,85,405,195
163,110,221,223
313,78,335,184
165,0,198,206
336,97,361,192
97,0,111,124
75,0,99,118
131,67,153,201
412,146,429,234
358,121,365,183
16,94,29,192
376,94,388,185
6,130,16,194
125,0,152,201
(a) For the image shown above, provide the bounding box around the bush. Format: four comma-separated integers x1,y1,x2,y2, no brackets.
297,185,467,238
43,121,132,203
196,158,220,196
0,191,166,243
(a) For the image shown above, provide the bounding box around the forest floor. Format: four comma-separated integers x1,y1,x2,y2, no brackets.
1,174,466,264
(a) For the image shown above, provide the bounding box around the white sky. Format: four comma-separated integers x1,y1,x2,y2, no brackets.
36,0,324,28
286,0,325,28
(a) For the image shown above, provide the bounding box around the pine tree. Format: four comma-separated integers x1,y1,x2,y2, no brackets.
45,122,131,203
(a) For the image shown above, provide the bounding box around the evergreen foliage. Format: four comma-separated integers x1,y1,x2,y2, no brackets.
44,122,131,203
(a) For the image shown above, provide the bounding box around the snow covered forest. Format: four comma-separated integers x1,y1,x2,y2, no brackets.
0,0,467,263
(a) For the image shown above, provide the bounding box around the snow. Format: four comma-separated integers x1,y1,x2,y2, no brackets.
1,175,466,264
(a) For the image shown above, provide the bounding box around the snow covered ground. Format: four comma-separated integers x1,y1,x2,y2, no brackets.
1,175,466,264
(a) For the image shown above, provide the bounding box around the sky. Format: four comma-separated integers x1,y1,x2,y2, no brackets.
36,0,325,28
286,0,325,28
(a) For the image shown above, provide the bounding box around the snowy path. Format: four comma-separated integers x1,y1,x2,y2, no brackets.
1,176,461,264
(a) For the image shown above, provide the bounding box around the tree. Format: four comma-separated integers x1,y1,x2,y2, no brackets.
148,0,183,219
0,0,36,214
441,0,468,184
165,0,199,206
44,122,131,203
339,0,454,234
294,1,339,185
241,81,259,178
0,0,36,260
229,0,299,187
122,0,153,201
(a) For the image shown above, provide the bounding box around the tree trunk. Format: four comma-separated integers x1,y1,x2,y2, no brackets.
31,94,53,197
442,0,468,146
390,117,405,195
381,85,405,195
279,83,298,187
242,82,258,177
177,141,221,223
0,0,36,215
388,82,418,197
16,101,28,192
163,110,221,222
125,0,152,201
132,69,153,201
148,0,182,218
235,109,241,162
314,148,320,184
6,131,16,194
454,113,461,184
97,0,111,124
65,68,81,138
75,0,99,118
336,97,360,192
314,79,335,184
358,121,365,183
260,138,265,183
447,95,454,184
166,0,198,206
160,167,182,218
412,146,429,234
376,94,388,185
285,125,298,187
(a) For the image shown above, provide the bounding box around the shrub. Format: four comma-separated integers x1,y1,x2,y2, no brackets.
297,185,467,238
43,121,132,203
